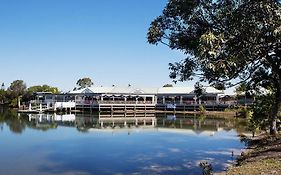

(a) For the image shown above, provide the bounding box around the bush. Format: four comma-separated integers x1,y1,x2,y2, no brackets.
199,105,206,114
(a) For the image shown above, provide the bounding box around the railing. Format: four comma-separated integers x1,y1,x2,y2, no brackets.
75,100,154,105
98,100,154,104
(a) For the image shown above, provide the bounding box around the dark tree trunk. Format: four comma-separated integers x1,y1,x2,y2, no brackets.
270,88,281,135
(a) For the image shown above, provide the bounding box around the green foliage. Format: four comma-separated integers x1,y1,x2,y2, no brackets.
148,0,281,134
0,89,7,104
249,94,274,132
27,85,59,94
76,77,93,90
199,105,206,114
198,114,206,122
5,80,26,107
194,82,204,98
237,107,252,118
8,80,26,98
0,80,59,107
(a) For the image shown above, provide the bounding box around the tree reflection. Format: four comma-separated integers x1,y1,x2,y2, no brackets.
0,108,58,133
0,108,26,134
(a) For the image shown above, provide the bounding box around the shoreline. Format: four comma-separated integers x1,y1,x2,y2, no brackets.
216,133,281,175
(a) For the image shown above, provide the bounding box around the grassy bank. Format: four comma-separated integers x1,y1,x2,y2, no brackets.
217,133,281,175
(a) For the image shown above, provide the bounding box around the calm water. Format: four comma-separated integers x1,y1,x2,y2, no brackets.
0,108,248,175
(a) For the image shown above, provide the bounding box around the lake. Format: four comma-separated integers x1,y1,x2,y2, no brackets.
0,108,248,175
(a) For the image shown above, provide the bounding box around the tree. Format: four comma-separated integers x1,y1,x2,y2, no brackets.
22,85,59,103
76,77,93,90
249,94,274,137
235,82,248,106
194,82,204,99
76,78,93,89
6,80,26,107
27,85,59,94
8,80,26,98
0,89,7,104
148,0,281,134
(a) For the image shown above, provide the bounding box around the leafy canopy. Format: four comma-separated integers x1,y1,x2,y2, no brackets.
76,77,93,90
27,85,59,94
8,80,26,97
148,0,281,134
148,0,281,90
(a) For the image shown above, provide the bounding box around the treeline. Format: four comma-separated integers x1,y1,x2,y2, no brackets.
0,80,59,107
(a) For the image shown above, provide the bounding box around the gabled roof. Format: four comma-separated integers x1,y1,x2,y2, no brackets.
68,88,93,94
204,87,224,94
68,86,223,95
158,87,194,94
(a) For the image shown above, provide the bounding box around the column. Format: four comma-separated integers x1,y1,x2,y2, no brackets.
180,96,183,104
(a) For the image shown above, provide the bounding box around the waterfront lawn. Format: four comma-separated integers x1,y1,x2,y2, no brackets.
218,133,281,175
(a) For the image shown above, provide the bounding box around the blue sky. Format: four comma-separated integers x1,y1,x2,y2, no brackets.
0,0,234,93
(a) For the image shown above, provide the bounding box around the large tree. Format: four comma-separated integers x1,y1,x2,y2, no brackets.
8,80,26,98
148,0,281,134
76,77,93,90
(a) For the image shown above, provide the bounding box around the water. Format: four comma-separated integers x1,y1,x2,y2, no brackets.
0,108,248,175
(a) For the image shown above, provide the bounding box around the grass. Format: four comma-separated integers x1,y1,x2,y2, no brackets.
217,133,281,175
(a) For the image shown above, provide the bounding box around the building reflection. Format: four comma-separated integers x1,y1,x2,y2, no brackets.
21,112,248,135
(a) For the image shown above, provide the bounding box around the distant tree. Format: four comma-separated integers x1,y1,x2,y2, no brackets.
6,80,26,107
27,85,59,94
8,80,26,98
163,84,173,87
22,85,59,103
0,89,7,104
148,0,281,134
76,77,93,90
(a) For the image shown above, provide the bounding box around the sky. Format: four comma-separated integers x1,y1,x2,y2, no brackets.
0,0,234,94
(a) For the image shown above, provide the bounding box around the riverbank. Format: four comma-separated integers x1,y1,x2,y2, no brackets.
217,133,281,175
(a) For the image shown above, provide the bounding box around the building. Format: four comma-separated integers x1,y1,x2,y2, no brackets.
34,86,226,112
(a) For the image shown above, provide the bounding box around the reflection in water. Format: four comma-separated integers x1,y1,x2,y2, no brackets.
0,108,248,175
4,112,248,136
